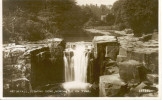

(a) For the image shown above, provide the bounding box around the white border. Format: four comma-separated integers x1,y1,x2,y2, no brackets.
0,0,162,100
0,0,3,99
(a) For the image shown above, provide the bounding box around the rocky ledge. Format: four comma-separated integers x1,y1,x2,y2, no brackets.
3,38,65,97
96,32,158,97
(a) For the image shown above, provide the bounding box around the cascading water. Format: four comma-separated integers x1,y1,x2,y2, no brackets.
63,43,91,90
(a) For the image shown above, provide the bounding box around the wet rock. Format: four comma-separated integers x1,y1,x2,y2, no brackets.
147,74,158,84
99,74,126,97
118,60,141,84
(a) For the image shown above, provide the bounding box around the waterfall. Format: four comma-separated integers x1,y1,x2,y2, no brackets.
63,43,91,90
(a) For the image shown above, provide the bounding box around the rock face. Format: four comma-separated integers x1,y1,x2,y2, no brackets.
117,35,158,74
3,44,38,96
3,38,65,96
92,36,119,83
93,36,119,60
147,74,158,84
98,33,158,97
99,74,126,97
118,60,141,84
31,38,65,88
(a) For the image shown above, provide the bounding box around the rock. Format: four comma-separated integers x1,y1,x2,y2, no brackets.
147,74,158,84
116,55,127,62
141,92,158,97
93,36,118,59
126,82,147,97
124,29,133,34
126,82,158,97
105,45,119,60
152,31,158,40
118,60,141,84
127,50,145,64
93,36,119,83
11,77,32,91
124,48,158,74
119,47,127,56
138,66,151,82
99,74,126,97
139,34,152,42
103,58,119,75
145,52,158,73
104,66,119,75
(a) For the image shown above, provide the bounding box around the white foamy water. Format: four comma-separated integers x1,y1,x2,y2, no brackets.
63,81,91,90
63,43,91,90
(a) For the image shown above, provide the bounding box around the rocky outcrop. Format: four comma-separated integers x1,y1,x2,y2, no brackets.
3,38,65,96
118,60,141,84
92,36,119,83
147,74,158,84
97,33,158,97
31,38,65,88
117,35,158,74
99,74,126,97
3,43,48,96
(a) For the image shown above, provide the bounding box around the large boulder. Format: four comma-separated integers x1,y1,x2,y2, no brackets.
116,55,127,62
93,36,119,83
103,58,119,75
93,35,119,59
119,47,127,56
99,74,126,97
118,60,141,84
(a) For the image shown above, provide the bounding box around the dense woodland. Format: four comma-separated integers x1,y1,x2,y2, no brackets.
3,0,158,43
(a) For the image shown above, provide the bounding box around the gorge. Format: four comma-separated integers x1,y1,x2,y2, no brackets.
3,30,158,97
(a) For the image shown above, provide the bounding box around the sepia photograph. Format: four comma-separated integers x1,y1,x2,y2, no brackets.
0,0,161,99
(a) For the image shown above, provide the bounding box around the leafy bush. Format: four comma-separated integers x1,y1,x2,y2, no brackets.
112,0,158,36
3,0,90,43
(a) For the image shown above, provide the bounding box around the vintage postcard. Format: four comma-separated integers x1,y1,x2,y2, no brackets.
0,0,161,99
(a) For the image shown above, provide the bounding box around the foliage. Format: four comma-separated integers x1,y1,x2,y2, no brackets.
3,0,90,43
81,4,111,20
105,13,115,26
112,0,158,36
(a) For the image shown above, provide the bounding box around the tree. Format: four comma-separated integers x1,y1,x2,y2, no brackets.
105,13,115,25
112,0,158,36
3,0,89,42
